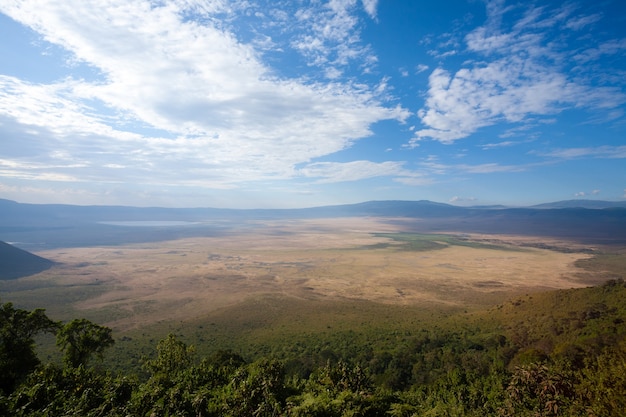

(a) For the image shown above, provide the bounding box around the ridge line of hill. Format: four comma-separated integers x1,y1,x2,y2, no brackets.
1,198,625,249
0,240,54,280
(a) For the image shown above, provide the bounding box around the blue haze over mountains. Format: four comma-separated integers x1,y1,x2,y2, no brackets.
0,199,625,250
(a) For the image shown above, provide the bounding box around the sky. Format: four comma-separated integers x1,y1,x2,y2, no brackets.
0,0,625,208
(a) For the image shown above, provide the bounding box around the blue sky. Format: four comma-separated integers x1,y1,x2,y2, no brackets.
0,0,625,208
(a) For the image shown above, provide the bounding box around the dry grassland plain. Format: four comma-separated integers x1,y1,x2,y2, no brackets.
5,217,602,332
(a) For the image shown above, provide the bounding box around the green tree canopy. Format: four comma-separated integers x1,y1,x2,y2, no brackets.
0,301,58,393
56,318,114,368
143,333,195,379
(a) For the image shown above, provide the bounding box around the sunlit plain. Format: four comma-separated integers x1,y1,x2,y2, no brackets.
11,218,598,332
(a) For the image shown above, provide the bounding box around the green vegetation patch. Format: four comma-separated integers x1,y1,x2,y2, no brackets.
372,232,523,252
575,252,626,278
4,280,626,416
570,251,626,285
0,279,111,319
107,295,462,372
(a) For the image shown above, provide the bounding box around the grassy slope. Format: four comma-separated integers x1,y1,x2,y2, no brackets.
22,233,624,376
103,279,626,376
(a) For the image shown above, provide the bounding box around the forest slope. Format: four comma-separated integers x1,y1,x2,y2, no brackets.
2,280,626,416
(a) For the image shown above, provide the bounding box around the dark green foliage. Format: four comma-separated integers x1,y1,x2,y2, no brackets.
504,363,574,416
0,302,58,393
5,364,135,417
143,333,195,378
2,280,626,415
131,334,206,416
56,318,114,368
573,343,626,417
221,359,287,416
286,360,390,416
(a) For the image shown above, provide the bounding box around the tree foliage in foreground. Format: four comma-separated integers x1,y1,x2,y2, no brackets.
0,302,58,394
2,280,626,416
57,318,115,368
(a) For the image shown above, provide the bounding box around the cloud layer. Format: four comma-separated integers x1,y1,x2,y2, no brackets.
0,0,625,206
412,1,625,145
0,0,407,193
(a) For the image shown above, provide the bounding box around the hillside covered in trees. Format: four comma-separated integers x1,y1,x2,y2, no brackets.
2,279,626,416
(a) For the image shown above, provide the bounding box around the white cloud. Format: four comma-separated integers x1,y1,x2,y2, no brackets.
393,175,433,186
420,158,530,175
457,162,526,174
291,0,377,75
449,196,477,203
0,182,100,202
299,160,404,183
565,13,602,31
574,39,626,64
415,64,429,74
361,0,379,19
411,2,626,146
542,146,626,160
297,159,434,187
0,1,409,191
481,141,515,150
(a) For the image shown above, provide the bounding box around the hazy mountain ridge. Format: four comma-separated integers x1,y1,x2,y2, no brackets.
2,198,625,223
1,198,625,249
530,199,626,209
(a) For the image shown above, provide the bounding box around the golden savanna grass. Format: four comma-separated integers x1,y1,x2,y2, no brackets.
12,217,598,332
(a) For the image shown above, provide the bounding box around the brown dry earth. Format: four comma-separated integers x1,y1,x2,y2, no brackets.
31,218,595,330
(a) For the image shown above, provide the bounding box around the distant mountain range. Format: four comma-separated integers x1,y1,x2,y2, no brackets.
1,198,624,222
0,198,625,249
530,200,626,209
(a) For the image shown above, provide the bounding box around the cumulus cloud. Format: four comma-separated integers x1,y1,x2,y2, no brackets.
411,2,626,146
449,196,477,203
574,189,602,198
0,0,409,190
